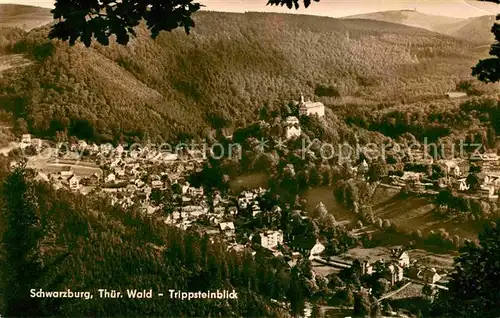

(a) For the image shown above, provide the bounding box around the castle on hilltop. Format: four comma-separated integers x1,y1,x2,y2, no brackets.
298,94,325,117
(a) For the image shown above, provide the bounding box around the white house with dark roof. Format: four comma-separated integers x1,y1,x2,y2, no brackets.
59,174,80,192
289,236,325,259
114,167,125,177
227,206,238,216
422,268,441,284
361,260,373,275
385,264,404,285
181,183,190,194
238,198,248,210
259,230,284,250
308,241,326,260
251,203,261,216
21,134,31,145
220,222,235,231
188,186,204,197
396,251,410,268
285,116,301,139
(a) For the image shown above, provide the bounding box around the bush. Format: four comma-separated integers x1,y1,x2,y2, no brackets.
388,223,398,233
24,145,38,156
425,229,454,250
314,84,340,97
383,219,391,229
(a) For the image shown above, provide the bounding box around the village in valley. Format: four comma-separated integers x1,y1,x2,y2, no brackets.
4,92,500,317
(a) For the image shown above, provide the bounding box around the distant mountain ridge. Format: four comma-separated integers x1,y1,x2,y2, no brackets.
0,4,53,31
345,9,464,32
344,10,495,44
448,15,496,45
1,4,494,43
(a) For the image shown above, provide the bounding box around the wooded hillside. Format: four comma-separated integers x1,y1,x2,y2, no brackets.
0,9,487,143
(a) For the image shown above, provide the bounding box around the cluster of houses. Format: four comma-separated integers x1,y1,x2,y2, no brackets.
13,135,319,261
444,153,500,198
20,133,44,152
164,185,240,232
332,250,411,286
281,99,500,202
42,166,94,192
15,123,453,288
323,249,446,291
383,145,500,199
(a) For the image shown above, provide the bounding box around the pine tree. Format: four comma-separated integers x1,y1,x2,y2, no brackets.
0,164,43,316
432,219,500,317
370,301,382,318
354,291,371,317
288,267,306,317
311,302,323,318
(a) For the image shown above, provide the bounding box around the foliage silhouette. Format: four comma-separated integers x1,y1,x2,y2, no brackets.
48,0,320,47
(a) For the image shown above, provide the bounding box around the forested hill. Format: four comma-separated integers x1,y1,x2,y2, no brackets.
347,10,496,45
345,10,465,35
0,4,52,31
0,9,484,143
447,15,497,45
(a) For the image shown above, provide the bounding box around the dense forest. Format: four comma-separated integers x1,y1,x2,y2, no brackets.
0,10,491,143
341,96,500,143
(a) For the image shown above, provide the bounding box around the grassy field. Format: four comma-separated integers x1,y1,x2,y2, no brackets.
388,283,423,300
304,187,357,224
40,163,102,177
27,153,103,178
371,186,485,240
229,173,268,193
409,249,455,271
347,246,393,262
47,158,101,168
312,261,341,277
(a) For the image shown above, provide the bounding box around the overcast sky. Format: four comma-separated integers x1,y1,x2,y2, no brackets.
1,0,499,18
